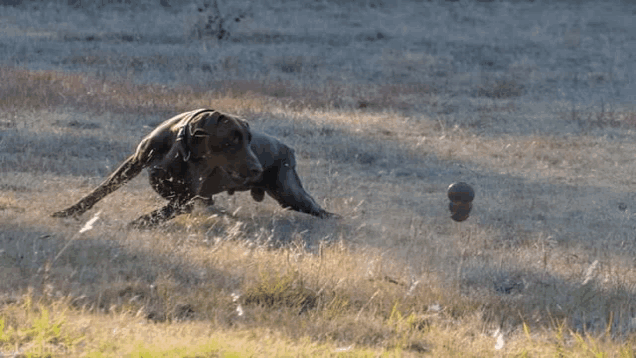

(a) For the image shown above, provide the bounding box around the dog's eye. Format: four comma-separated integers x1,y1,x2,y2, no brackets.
218,114,229,123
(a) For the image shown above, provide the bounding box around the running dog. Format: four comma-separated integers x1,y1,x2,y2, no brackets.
52,109,335,227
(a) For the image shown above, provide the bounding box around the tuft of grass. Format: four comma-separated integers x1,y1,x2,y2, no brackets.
0,298,83,357
0,296,394,357
243,270,318,311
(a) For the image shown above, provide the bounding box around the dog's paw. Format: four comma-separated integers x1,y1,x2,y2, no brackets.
319,210,342,220
250,188,265,202
128,216,159,230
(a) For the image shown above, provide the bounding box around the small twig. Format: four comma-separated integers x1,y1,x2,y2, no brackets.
52,211,101,265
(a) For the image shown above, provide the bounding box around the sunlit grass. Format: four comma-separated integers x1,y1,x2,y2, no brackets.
2,295,636,356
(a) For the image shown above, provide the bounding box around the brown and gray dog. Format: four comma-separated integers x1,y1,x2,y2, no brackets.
52,108,335,227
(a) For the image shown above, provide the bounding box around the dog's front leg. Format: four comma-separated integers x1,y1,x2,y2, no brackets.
268,165,336,219
52,155,146,218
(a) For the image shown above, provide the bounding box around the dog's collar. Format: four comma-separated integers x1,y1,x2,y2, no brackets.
175,126,191,162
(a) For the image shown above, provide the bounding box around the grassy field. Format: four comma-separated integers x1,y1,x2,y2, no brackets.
2,0,636,356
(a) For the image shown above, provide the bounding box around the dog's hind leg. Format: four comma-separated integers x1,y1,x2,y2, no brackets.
52,155,146,218
128,199,192,228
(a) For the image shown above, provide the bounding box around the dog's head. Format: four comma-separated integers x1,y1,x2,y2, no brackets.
179,110,263,183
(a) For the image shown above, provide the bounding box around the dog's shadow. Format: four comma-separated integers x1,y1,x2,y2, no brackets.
161,198,346,250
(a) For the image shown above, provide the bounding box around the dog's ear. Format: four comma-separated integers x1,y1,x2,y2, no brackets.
185,111,222,158
189,110,224,131
187,127,210,159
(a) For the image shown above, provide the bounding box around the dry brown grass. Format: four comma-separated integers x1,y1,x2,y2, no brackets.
2,65,636,355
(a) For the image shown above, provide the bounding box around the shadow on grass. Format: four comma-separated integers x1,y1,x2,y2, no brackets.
0,224,240,323
248,114,636,334
3,108,636,336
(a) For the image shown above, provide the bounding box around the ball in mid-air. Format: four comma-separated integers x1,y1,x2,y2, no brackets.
447,182,475,222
